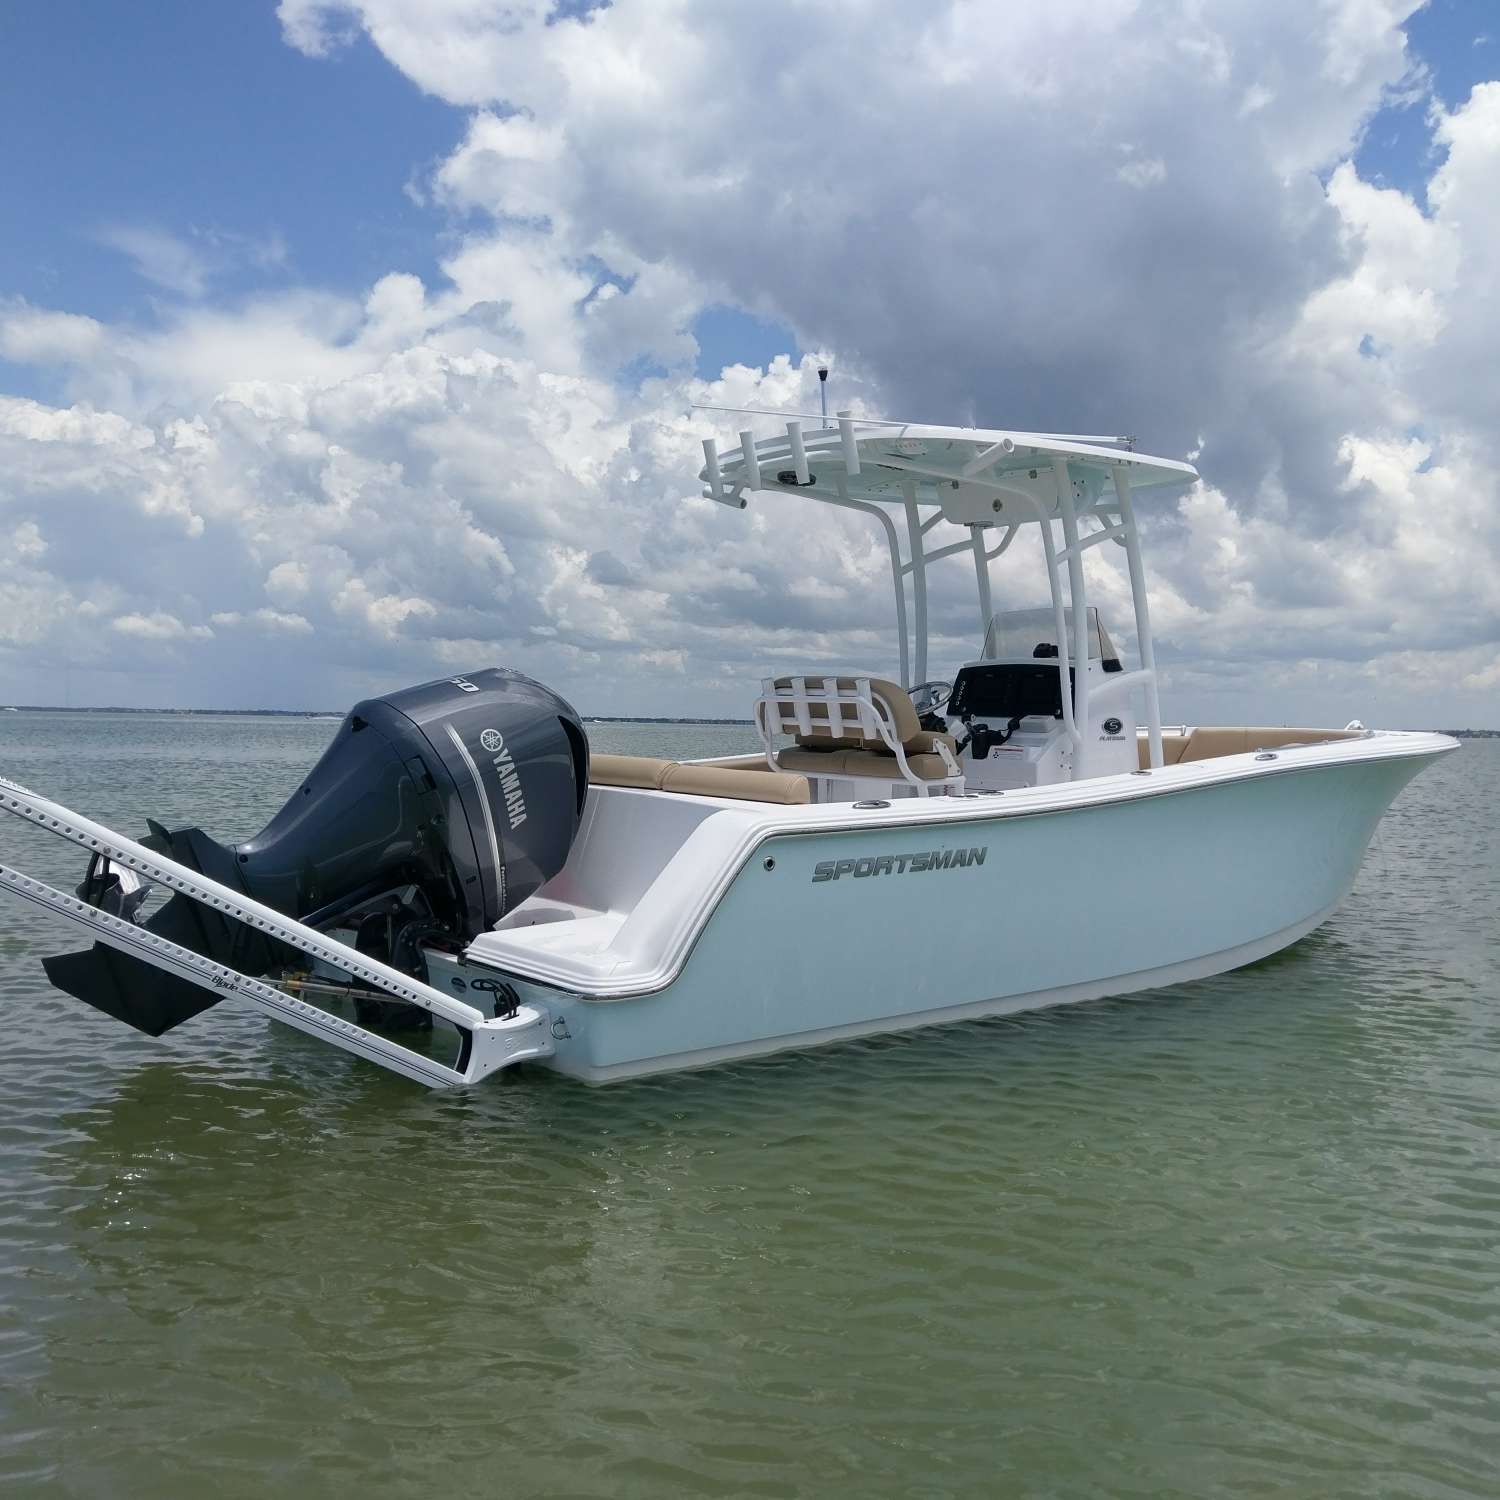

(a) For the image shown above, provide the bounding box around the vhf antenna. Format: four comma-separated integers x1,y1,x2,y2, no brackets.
817,363,830,428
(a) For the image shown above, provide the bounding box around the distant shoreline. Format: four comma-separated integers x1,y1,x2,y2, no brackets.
0,706,756,726
0,707,1492,734
583,716,755,726
1,706,346,718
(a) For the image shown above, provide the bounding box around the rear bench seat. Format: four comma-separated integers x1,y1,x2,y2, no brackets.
590,752,810,804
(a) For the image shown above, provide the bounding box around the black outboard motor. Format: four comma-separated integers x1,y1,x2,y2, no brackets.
44,669,588,1035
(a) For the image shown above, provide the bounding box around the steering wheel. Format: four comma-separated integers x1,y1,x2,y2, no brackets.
908,680,953,721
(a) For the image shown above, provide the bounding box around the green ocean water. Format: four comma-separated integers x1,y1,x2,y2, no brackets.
0,711,1496,1499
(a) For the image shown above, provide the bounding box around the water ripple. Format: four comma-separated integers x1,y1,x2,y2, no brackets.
0,716,1496,1497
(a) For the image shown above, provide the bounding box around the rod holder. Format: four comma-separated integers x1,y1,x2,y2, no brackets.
702,437,724,498
837,410,861,475
786,421,810,485
961,435,1016,477
739,430,761,490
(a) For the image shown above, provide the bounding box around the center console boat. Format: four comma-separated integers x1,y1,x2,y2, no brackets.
0,415,1455,1087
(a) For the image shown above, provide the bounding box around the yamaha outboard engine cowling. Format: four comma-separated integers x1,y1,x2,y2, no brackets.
44,669,588,1035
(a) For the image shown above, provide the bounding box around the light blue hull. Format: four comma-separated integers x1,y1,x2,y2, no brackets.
466,752,1431,1082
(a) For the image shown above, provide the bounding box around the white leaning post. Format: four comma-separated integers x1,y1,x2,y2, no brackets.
0,774,555,1087
755,678,962,797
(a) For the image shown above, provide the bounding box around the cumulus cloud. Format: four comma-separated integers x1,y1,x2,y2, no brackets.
276,0,1427,501
0,1,1496,724
110,611,214,642
0,307,107,365
210,608,314,633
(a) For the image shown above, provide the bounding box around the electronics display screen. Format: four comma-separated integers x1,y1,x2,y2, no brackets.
948,663,1066,722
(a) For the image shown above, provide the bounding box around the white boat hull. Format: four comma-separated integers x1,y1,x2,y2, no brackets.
456,742,1445,1081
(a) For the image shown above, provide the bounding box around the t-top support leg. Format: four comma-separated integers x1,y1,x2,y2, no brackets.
1113,465,1163,769
970,525,994,639
1052,458,1091,780
901,480,929,687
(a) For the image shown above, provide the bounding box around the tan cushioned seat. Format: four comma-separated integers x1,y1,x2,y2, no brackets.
589,752,808,803
660,763,809,804
1138,733,1192,768
775,746,854,774
909,730,958,756
837,749,957,782
774,746,955,782
589,753,673,789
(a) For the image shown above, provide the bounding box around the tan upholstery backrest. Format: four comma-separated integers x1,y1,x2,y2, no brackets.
1243,726,1363,748
865,678,922,745
764,675,922,750
589,753,674,789
1178,728,1253,762
1138,733,1191,768
589,752,809,803
1178,726,1364,763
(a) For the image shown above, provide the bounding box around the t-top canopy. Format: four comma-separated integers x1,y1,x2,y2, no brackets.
697,413,1198,527
693,407,1184,759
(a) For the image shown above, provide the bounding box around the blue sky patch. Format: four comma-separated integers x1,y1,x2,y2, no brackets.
1355,0,1497,200
0,0,458,322
692,306,801,380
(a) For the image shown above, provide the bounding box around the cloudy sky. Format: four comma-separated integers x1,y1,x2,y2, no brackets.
2,0,1497,726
